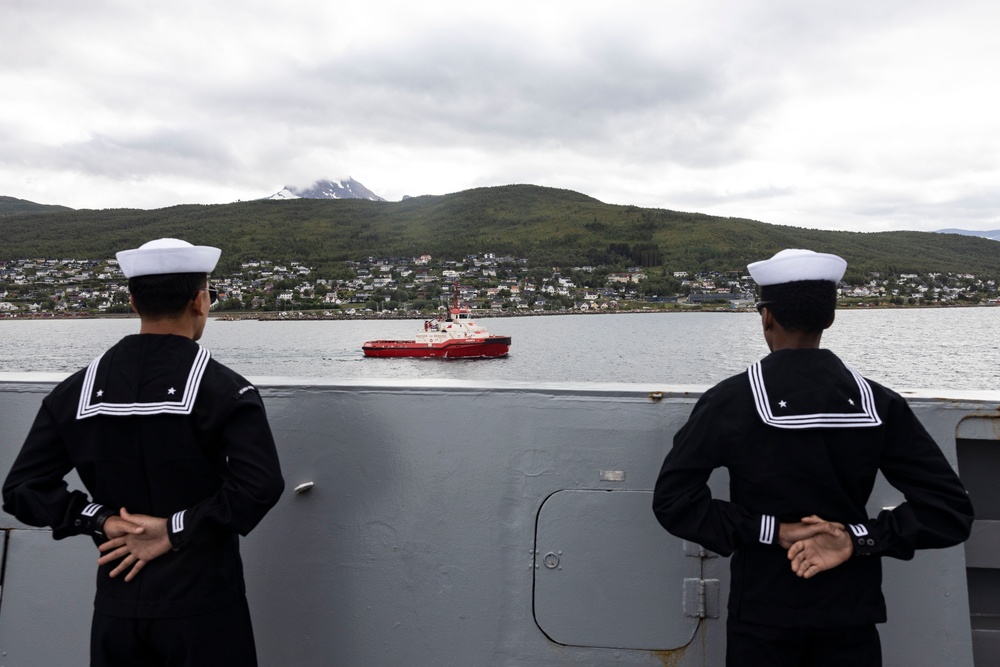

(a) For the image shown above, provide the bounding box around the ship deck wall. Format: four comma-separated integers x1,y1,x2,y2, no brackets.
0,375,997,666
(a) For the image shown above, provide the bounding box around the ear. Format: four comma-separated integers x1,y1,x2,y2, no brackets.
824,311,836,330
190,291,208,318
761,306,775,331
129,295,140,315
759,306,775,351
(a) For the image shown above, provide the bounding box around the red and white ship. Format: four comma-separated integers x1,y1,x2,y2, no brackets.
363,301,511,359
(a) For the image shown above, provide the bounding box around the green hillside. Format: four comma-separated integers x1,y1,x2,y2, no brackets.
0,196,74,216
2,185,998,280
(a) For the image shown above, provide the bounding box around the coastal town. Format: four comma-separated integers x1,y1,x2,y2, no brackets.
1,253,998,317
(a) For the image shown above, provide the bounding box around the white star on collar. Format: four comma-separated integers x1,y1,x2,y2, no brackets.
167,387,176,395
778,400,787,408
96,390,104,397
848,398,855,406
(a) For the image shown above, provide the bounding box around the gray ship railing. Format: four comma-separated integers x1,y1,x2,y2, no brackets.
0,375,996,666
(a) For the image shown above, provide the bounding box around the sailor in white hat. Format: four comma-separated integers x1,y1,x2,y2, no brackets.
114,238,221,339
747,248,847,350
653,249,973,666
4,238,284,667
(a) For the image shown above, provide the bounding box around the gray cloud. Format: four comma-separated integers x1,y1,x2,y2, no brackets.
1,0,998,231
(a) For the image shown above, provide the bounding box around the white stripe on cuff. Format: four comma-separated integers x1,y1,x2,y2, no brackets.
171,510,187,534
849,523,869,537
759,515,776,544
82,503,103,517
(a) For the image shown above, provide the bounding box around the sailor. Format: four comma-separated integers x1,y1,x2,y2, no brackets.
3,238,285,667
652,249,973,666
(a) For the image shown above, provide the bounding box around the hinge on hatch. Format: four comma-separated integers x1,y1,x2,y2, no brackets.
683,578,720,619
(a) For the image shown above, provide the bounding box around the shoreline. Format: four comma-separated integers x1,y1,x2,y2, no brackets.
1,301,996,322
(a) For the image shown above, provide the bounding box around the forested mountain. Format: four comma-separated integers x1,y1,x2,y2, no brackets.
0,196,73,215
936,228,1000,242
2,185,998,281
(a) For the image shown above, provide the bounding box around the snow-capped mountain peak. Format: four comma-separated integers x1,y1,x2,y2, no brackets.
269,188,300,200
268,178,384,202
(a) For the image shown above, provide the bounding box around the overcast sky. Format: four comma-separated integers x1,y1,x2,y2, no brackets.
2,1,998,232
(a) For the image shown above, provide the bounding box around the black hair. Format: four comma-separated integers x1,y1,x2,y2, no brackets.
759,279,837,333
128,273,207,318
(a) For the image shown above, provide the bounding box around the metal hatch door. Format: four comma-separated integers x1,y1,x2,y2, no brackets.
533,489,705,651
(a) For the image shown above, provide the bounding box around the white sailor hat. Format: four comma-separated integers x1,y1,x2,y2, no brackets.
116,238,221,278
747,249,847,286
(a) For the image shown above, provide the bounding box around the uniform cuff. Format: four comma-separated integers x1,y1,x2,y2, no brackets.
849,522,877,555
167,509,188,549
93,508,116,536
77,502,112,536
758,514,777,545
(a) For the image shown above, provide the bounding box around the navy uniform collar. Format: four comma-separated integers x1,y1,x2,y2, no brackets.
76,335,211,420
747,349,881,429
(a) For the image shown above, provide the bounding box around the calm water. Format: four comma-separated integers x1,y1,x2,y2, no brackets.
1,309,998,391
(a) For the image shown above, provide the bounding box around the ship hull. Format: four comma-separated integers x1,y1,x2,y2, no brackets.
363,336,511,358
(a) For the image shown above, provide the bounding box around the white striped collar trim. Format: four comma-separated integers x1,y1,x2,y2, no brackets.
76,346,211,420
748,361,882,430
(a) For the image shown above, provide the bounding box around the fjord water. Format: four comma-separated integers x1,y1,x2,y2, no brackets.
1,309,997,391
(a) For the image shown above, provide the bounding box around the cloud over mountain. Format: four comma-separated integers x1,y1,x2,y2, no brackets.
268,178,385,202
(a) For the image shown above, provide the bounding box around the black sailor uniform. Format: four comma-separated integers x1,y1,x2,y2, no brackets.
652,348,973,629
2,334,285,621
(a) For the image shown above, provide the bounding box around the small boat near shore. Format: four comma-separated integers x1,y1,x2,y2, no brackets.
363,300,511,359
